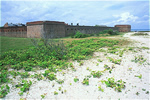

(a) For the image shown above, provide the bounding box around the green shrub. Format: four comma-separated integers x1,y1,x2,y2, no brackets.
98,29,119,35
73,31,89,38
108,29,113,35
69,33,75,38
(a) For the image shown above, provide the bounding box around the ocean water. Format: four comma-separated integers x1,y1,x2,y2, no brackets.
131,29,150,32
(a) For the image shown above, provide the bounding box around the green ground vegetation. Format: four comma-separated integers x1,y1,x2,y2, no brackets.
0,32,130,98
0,36,34,54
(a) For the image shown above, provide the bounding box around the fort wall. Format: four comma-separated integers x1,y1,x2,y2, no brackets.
115,25,131,32
65,25,118,36
0,21,131,38
27,25,43,38
0,26,27,38
44,22,66,38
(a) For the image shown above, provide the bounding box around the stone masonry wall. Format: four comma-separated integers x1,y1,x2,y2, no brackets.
27,25,43,38
65,26,119,36
27,21,66,38
115,25,131,32
0,32,27,37
0,26,27,38
44,23,66,38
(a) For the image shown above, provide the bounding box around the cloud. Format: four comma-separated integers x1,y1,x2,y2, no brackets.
113,12,138,24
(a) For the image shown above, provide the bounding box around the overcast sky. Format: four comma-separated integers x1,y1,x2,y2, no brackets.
1,0,149,29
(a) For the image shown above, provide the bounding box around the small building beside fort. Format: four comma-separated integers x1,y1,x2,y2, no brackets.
0,21,131,38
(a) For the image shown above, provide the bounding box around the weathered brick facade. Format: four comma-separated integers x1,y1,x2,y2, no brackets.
27,24,43,38
0,21,131,38
0,26,27,38
115,25,131,32
26,21,66,38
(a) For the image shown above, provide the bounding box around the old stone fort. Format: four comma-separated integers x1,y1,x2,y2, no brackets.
0,21,131,38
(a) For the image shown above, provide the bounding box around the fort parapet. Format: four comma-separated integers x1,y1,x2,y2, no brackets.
0,21,131,38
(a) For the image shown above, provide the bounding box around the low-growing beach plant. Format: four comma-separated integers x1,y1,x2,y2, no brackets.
136,92,139,95
135,74,142,79
109,69,112,73
54,91,58,95
69,63,76,71
58,87,62,91
74,77,79,82
41,93,46,99
34,73,43,81
98,85,104,92
56,79,64,84
99,49,106,52
9,71,20,78
128,67,132,71
20,72,30,78
97,59,103,62
141,46,149,50
86,67,90,70
79,61,84,66
103,64,113,73
128,47,134,51
16,80,32,96
0,84,10,98
69,63,74,68
64,90,67,93
102,77,126,92
47,73,56,81
91,71,103,78
43,70,56,81
43,70,51,77
142,89,146,91
107,57,121,65
108,46,119,54
119,50,124,57
96,63,99,66
104,64,110,70
0,70,10,84
146,91,149,94
131,55,146,64
82,78,89,85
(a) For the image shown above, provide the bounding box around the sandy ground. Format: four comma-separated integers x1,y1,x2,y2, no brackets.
3,32,150,100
